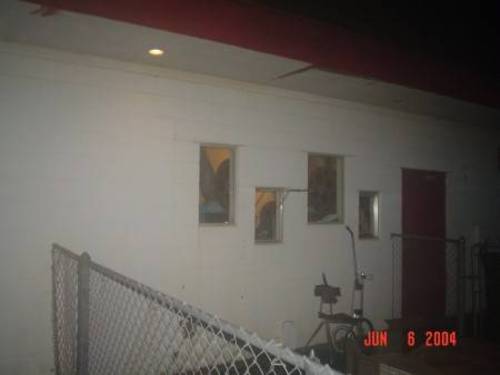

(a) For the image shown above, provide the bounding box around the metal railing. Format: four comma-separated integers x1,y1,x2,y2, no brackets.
390,234,466,336
51,244,340,375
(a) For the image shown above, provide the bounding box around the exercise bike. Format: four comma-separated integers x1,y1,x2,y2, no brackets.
306,226,373,356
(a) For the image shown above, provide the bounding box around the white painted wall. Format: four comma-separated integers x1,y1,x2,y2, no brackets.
0,42,498,374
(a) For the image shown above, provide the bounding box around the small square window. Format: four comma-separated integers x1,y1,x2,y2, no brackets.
199,145,234,224
255,188,283,243
308,154,343,223
359,191,379,239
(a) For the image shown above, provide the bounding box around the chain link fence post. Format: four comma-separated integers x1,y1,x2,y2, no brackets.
77,252,91,375
51,245,61,375
457,237,466,337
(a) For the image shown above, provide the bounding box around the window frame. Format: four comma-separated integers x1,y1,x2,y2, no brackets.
358,190,380,239
254,187,284,244
198,144,236,226
307,152,344,225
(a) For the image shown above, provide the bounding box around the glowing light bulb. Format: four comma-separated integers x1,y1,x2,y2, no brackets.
148,48,164,56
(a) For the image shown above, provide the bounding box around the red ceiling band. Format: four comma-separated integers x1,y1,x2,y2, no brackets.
25,0,499,108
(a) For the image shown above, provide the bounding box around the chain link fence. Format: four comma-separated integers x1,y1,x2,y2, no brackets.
391,234,465,334
52,244,340,375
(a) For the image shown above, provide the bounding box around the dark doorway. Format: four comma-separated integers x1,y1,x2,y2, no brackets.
402,168,446,319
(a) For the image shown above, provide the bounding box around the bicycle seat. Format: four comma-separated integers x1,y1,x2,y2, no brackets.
318,312,357,325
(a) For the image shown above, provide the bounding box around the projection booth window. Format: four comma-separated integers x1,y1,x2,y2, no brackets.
199,145,234,224
255,188,283,243
359,191,379,239
307,153,343,224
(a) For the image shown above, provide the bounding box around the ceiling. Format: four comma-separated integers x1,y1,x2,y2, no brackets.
247,0,500,81
1,0,500,126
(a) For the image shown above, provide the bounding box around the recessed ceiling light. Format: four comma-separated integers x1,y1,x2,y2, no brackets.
148,48,164,56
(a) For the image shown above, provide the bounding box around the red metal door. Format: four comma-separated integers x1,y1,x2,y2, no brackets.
402,169,446,319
